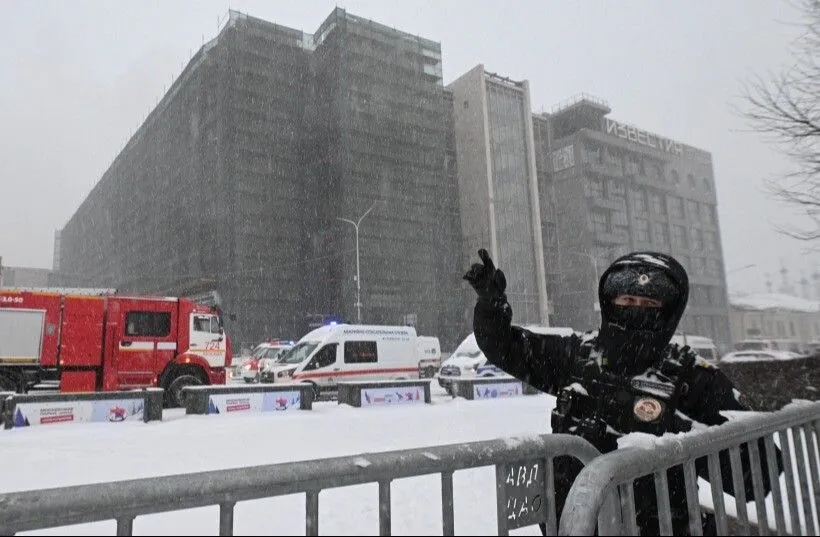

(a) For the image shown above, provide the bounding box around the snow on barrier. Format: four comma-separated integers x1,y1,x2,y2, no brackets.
337,379,431,407
2,389,164,429
449,377,541,400
182,383,313,415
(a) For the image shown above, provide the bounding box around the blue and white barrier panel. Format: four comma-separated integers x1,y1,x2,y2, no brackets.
450,377,542,400
337,379,432,408
2,389,164,429
182,384,313,415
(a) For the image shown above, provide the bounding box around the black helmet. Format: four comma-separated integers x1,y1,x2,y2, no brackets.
596,252,689,373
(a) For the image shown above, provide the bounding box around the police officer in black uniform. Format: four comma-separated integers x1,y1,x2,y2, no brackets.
463,248,780,535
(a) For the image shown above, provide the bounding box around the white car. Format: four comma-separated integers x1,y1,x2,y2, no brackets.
719,350,801,364
438,326,575,395
240,341,294,383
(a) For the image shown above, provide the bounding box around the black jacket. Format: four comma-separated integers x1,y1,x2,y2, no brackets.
471,251,783,535
474,303,782,533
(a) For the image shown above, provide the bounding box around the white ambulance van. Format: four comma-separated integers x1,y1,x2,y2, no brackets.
265,324,439,394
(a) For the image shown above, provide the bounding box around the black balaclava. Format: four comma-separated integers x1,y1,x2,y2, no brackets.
596,252,689,374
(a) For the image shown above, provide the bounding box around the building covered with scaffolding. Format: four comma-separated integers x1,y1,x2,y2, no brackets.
55,9,464,350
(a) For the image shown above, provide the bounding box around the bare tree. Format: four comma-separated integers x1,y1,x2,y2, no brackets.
742,0,820,241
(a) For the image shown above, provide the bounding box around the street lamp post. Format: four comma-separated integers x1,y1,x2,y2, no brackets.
337,201,378,325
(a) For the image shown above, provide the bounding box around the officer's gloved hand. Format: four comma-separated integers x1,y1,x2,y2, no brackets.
463,248,507,302
663,344,698,380
675,345,698,367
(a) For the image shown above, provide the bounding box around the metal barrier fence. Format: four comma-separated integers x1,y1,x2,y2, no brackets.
559,401,820,536
0,434,606,536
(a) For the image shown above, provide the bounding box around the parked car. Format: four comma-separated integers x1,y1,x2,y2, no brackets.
719,350,801,364
438,325,576,395
259,344,297,383
241,340,294,383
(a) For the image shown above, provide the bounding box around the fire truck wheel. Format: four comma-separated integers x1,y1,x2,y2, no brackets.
167,371,206,408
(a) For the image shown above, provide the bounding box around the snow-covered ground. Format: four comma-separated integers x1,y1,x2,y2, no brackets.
3,385,555,536
1,385,817,535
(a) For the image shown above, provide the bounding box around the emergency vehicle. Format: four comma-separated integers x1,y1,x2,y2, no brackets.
263,324,440,395
0,287,231,407
242,339,294,383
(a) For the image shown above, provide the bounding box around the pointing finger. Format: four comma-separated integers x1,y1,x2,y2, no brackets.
478,248,495,271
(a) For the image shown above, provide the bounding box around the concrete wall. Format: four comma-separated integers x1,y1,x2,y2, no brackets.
0,266,51,288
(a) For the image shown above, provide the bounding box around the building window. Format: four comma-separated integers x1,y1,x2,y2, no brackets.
708,286,725,306
693,257,705,276
631,189,647,214
625,156,640,176
608,180,625,198
668,196,684,219
686,199,699,219
634,218,650,243
687,173,696,187
702,203,716,226
591,211,608,234
790,321,797,337
650,163,665,183
702,177,712,192
589,177,605,198
704,231,717,252
654,223,669,245
582,144,601,164
650,192,666,216
695,285,709,306
706,258,721,277
603,148,620,166
672,225,688,249
671,170,680,185
612,210,628,227
692,228,703,251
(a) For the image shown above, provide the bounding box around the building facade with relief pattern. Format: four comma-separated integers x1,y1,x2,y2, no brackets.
533,96,731,350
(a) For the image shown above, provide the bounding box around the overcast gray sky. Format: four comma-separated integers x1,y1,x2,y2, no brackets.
1,0,813,294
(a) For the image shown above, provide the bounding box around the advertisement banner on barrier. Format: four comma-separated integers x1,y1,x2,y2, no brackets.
207,391,302,414
13,399,145,427
360,386,424,407
261,391,302,412
473,382,522,400
207,393,262,414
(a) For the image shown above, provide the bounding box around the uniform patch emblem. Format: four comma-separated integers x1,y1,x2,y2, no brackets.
631,378,675,397
634,397,664,422
638,274,650,285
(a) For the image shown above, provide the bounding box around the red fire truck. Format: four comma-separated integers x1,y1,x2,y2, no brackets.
0,288,232,407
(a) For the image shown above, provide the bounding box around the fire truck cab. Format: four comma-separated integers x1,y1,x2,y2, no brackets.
0,288,231,407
